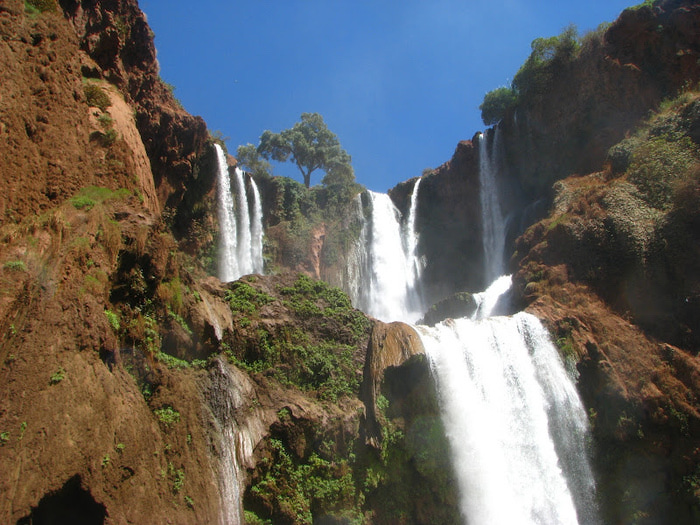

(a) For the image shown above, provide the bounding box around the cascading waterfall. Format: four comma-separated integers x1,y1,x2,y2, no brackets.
215,144,240,282
408,129,598,524
233,167,253,274
214,143,264,281
348,179,425,322
478,130,507,283
419,307,598,525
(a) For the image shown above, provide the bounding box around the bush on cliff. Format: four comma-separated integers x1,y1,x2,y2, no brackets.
480,24,581,124
479,86,519,125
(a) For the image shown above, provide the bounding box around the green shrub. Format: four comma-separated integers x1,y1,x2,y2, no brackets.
25,0,57,14
628,135,698,209
49,367,65,385
225,281,275,315
97,113,113,128
480,86,519,125
512,25,580,99
69,186,130,211
154,406,180,426
250,438,360,524
3,260,27,272
83,83,111,112
104,309,120,332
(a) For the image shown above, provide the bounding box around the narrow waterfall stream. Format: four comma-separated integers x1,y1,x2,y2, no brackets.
214,144,265,281
478,130,507,283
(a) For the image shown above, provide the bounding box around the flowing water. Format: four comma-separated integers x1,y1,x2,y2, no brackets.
478,130,506,283
348,180,425,322
215,144,239,282
418,285,598,524
337,135,597,523
214,144,264,281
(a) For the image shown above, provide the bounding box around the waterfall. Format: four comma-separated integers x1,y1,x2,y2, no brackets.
249,178,264,274
349,180,425,322
418,290,598,525
478,130,506,283
233,167,253,275
403,177,424,299
215,144,239,282
214,143,264,281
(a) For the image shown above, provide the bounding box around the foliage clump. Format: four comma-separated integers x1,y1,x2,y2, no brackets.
606,91,700,210
248,438,361,524
479,24,582,125
479,86,519,126
83,83,111,112
225,281,275,316
25,0,57,14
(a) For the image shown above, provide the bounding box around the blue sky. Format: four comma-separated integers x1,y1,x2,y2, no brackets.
140,0,637,192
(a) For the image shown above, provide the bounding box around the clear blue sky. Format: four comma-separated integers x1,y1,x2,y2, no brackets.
140,0,637,192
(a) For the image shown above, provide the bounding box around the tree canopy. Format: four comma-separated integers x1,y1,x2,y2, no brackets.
257,112,353,188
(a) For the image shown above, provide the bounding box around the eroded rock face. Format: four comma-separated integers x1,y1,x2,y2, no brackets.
499,0,700,201
360,320,424,446
61,0,209,214
402,139,485,304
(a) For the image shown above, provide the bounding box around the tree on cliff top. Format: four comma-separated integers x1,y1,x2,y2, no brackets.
257,112,353,188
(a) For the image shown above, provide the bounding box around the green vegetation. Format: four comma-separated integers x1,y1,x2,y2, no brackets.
104,309,120,332
479,86,519,126
225,281,275,315
256,112,354,189
606,91,700,209
236,143,273,179
3,260,27,272
83,83,111,112
102,454,111,468
480,25,581,125
225,275,369,401
49,367,65,385
69,186,131,211
250,438,360,524
154,406,180,427
25,0,57,14
0,431,9,445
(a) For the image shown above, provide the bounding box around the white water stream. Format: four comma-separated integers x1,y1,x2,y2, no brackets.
419,282,598,524
214,144,264,281
349,179,425,322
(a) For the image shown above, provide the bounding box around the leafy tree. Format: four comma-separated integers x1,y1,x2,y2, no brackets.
258,113,353,188
479,86,518,125
236,143,272,179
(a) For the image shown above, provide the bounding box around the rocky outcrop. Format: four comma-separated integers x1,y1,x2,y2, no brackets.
418,291,478,326
397,139,485,304
60,0,209,213
360,321,425,447
499,0,700,201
